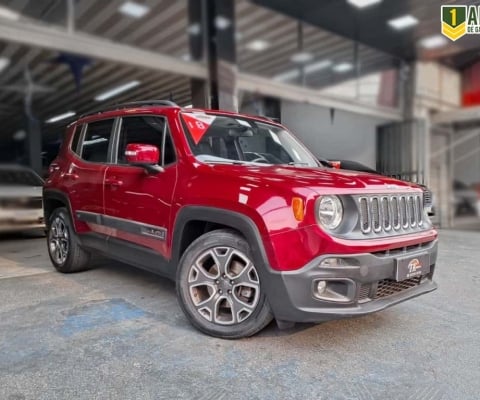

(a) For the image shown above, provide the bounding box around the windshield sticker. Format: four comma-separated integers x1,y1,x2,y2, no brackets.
183,113,217,144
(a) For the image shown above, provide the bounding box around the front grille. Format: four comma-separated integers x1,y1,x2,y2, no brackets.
423,188,433,206
358,276,422,301
372,240,434,257
374,277,421,299
358,284,371,301
357,194,424,235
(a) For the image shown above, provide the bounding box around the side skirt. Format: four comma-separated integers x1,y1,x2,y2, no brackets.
78,232,175,281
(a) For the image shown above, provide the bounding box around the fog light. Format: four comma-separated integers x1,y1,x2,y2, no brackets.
316,280,327,295
320,258,348,268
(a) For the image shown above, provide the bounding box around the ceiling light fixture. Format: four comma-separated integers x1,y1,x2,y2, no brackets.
0,5,20,20
291,51,314,64
13,130,26,141
273,69,301,82
347,0,382,9
419,34,448,49
305,59,332,74
215,15,231,30
46,111,76,124
246,40,270,51
0,57,10,73
94,81,140,101
187,23,201,36
274,60,333,82
118,1,150,18
388,14,419,30
332,62,353,73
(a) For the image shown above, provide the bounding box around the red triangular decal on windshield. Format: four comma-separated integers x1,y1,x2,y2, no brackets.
182,113,216,144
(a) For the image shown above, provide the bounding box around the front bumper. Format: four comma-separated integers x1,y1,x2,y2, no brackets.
0,209,45,233
264,239,438,323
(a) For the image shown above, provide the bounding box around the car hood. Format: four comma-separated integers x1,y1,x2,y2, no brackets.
204,164,420,194
0,185,43,198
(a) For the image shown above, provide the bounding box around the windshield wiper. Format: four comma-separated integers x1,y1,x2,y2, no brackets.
317,157,333,168
200,158,248,165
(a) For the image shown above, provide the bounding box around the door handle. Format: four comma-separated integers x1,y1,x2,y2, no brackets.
105,178,123,187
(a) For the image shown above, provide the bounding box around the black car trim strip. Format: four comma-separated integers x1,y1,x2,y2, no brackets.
76,211,167,240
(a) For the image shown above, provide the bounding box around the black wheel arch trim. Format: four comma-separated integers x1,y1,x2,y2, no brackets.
42,189,75,228
172,206,274,272
172,206,291,323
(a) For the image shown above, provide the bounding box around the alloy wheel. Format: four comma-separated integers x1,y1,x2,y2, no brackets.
49,216,69,265
187,246,260,325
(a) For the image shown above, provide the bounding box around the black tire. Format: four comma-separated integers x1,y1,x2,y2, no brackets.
176,229,273,339
47,207,91,273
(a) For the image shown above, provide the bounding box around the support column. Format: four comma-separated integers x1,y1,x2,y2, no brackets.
400,61,416,120
239,94,281,121
212,0,237,111
26,117,42,175
188,0,208,108
376,61,429,185
188,0,237,111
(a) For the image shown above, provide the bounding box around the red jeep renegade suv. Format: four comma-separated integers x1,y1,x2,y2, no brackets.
44,100,438,338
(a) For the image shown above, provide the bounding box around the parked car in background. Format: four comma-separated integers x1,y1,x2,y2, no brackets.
0,164,44,233
326,159,378,174
453,180,478,216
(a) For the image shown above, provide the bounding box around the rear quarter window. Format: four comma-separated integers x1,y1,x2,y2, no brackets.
70,125,82,156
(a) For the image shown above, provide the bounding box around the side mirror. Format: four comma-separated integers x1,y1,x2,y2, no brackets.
125,143,163,174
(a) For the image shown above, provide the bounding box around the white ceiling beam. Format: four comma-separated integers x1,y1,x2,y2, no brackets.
0,19,206,80
431,106,480,125
237,72,402,121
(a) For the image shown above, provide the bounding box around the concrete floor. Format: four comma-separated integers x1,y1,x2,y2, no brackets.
0,230,478,400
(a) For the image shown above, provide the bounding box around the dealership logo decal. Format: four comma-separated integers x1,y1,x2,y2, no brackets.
407,258,422,278
440,5,480,41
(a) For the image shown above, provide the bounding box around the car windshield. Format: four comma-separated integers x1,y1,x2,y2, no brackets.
0,168,44,186
181,112,319,167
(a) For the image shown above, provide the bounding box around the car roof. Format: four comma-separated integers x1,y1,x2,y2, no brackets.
73,100,283,128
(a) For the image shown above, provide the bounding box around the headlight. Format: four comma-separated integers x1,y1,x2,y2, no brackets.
317,195,343,230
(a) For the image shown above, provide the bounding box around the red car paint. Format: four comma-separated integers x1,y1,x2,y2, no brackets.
45,106,437,272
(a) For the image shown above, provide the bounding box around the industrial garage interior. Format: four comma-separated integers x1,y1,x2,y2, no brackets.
0,1,478,399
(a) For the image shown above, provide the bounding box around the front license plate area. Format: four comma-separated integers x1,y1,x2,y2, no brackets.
395,253,430,281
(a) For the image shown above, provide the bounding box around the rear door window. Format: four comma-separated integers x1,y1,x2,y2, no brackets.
80,119,114,163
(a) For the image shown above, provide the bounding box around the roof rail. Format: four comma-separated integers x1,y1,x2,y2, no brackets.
78,100,179,119
257,114,280,123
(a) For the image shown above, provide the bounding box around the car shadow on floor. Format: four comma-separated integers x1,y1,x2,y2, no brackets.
0,229,45,241
82,258,401,341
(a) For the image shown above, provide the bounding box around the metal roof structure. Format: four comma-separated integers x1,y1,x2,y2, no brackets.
0,0,476,150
